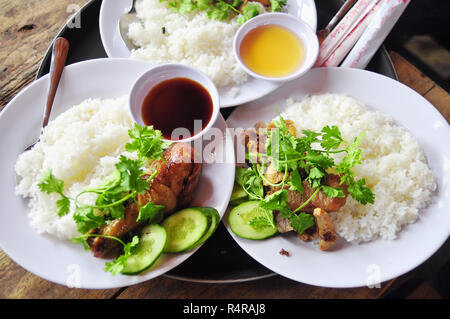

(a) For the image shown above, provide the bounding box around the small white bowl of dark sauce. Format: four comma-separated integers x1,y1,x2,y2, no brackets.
129,63,220,142
233,12,319,82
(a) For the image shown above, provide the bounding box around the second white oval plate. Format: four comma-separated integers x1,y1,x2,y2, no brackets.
99,0,317,108
0,58,235,289
225,67,450,288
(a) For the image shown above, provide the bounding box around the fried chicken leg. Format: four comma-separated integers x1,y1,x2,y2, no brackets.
87,142,201,258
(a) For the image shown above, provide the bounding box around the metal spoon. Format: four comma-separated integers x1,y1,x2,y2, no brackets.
25,37,70,152
119,0,139,51
316,0,357,44
16,38,69,186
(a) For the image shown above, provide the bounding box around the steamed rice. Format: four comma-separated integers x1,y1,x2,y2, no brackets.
127,0,264,90
278,94,437,243
15,96,134,240
15,92,437,244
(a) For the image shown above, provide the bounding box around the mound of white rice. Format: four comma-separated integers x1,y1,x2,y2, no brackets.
15,96,135,240
127,0,263,90
16,93,436,244
279,94,437,243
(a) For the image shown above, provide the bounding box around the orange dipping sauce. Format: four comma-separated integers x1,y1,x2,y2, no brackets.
240,24,305,77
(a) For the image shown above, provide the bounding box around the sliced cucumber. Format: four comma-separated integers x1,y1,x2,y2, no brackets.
187,207,220,250
228,201,278,240
229,183,248,206
121,224,166,275
162,208,211,253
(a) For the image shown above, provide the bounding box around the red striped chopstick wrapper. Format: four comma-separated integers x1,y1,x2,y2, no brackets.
321,1,383,67
341,0,411,69
314,0,381,67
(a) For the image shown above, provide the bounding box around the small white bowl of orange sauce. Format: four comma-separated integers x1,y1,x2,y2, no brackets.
233,12,319,82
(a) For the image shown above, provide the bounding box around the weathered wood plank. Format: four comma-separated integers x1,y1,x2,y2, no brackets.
388,51,436,96
0,250,119,299
0,0,448,299
406,281,442,299
0,0,89,111
117,275,391,299
423,85,450,122
389,51,449,123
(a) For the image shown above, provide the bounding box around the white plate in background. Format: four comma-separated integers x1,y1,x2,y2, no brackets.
0,58,235,289
99,0,317,107
225,67,450,288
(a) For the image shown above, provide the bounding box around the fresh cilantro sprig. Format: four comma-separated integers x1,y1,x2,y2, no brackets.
136,202,166,223
235,166,264,200
105,235,140,275
38,169,71,217
248,206,276,229
125,124,172,164
236,114,375,235
289,212,315,234
236,3,260,25
70,155,155,232
161,0,287,25
71,234,140,275
39,124,169,231
263,117,374,206
39,156,160,235
336,132,375,205
269,0,286,12
72,206,106,234
38,124,171,274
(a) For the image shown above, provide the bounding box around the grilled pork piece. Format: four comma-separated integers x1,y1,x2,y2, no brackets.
87,142,201,259
241,120,297,156
269,173,347,213
272,173,346,246
241,120,296,184
313,208,338,251
298,224,319,242
264,162,285,186
274,211,293,233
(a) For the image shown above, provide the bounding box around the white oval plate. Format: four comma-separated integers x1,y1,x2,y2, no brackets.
225,67,450,288
0,58,235,289
99,0,317,108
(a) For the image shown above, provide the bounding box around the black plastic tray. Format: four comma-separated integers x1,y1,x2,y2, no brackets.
36,0,398,283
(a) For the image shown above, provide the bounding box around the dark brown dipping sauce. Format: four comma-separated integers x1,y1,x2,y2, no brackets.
142,77,213,140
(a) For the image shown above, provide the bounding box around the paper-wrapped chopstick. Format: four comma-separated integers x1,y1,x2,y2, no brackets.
314,0,381,67
315,0,410,69
340,0,411,69
321,1,382,67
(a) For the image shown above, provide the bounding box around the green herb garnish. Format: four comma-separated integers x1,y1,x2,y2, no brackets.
269,0,287,12
125,123,172,164
39,124,171,274
38,169,71,217
71,234,140,275
137,202,166,223
236,113,375,234
161,0,287,25
235,166,264,200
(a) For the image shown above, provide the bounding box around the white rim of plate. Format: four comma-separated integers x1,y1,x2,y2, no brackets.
0,58,236,289
225,66,450,288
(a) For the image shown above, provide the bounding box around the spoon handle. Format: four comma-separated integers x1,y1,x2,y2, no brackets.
42,37,69,128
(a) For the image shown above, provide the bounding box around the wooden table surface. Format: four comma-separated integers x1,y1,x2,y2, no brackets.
1,0,449,299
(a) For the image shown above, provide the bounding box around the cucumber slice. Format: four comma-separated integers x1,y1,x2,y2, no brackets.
162,208,211,253
228,201,278,240
229,183,248,206
187,207,220,250
121,224,166,275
